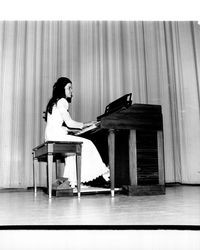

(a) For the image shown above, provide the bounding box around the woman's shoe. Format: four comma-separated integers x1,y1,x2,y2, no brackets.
84,176,110,188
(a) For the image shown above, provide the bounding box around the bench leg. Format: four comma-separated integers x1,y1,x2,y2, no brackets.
76,154,81,198
108,130,115,197
47,154,53,199
33,158,38,195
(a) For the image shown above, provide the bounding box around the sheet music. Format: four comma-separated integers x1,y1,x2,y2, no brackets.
75,121,100,135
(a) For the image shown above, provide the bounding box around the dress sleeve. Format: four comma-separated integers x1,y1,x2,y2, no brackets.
57,98,84,129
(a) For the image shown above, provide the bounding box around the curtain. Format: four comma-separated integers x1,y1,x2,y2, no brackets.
0,21,200,188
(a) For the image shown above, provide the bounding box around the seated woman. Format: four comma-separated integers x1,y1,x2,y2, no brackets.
44,77,109,188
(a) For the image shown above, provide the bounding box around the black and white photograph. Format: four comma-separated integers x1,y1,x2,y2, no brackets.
0,0,200,249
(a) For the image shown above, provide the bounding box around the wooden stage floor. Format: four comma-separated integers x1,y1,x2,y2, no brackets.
0,185,200,226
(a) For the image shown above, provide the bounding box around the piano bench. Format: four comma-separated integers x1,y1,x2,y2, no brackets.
32,141,83,199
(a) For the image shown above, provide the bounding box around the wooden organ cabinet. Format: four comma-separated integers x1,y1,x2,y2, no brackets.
77,94,165,195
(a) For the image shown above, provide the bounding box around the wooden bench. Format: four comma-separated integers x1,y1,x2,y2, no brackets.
32,141,83,199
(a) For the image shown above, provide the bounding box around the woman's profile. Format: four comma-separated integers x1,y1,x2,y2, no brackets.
44,77,109,188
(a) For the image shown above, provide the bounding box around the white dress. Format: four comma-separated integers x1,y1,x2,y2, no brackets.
45,98,109,187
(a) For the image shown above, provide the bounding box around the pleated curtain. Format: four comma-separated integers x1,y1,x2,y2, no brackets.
0,21,200,188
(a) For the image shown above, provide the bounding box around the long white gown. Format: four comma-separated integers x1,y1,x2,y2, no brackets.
45,98,109,187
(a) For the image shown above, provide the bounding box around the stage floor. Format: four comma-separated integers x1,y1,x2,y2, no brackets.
0,185,200,226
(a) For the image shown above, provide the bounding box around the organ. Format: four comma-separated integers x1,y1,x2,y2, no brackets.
76,93,165,195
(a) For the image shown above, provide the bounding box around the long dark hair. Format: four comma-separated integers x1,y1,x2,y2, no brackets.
44,77,72,121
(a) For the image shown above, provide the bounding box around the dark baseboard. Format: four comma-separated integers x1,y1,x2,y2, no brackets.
165,182,200,187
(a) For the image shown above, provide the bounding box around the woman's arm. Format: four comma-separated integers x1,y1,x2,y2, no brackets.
57,98,84,130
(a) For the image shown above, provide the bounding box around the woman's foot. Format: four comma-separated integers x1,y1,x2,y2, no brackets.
84,176,110,188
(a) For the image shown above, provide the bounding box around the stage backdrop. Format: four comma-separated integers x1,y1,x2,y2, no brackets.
0,21,200,188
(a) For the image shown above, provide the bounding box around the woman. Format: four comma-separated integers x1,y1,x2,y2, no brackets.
44,77,109,188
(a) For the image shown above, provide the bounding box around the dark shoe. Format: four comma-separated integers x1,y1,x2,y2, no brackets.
84,176,110,188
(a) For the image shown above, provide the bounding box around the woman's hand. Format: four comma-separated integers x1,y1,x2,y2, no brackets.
83,121,96,129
